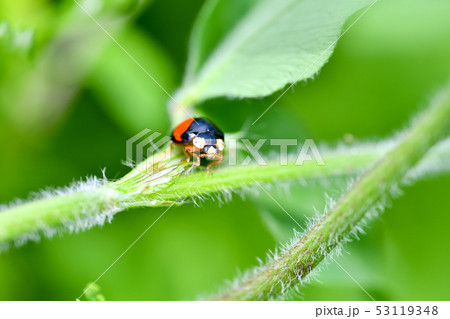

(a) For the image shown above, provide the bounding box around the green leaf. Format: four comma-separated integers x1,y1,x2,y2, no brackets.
183,0,257,85
176,0,373,106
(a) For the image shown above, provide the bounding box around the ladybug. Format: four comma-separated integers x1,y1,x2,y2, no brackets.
171,118,225,173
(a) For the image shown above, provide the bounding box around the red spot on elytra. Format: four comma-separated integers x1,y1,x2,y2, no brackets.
173,118,194,142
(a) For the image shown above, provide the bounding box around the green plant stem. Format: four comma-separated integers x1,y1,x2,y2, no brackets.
0,187,123,245
0,138,449,247
1,88,450,247
216,86,450,300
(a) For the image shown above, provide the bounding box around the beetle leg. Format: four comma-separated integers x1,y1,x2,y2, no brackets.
182,147,191,163
184,145,201,166
206,153,223,175
182,145,194,163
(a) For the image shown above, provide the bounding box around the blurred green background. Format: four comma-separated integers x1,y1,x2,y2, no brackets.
1,0,450,300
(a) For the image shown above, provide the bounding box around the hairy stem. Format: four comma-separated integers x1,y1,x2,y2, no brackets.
0,187,122,246
1,89,450,248
216,85,450,300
